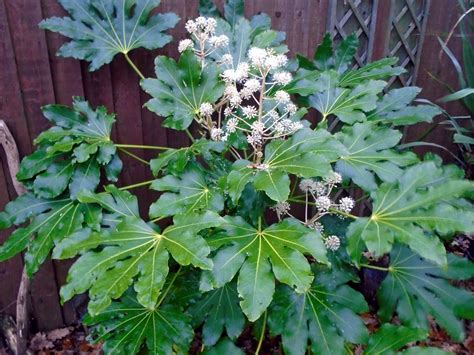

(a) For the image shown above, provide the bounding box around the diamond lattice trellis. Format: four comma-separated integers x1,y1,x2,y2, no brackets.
327,0,431,87
327,0,379,67
386,0,431,88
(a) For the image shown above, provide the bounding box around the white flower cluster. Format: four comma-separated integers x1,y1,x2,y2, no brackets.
217,47,302,147
180,17,229,59
324,235,341,251
299,172,355,225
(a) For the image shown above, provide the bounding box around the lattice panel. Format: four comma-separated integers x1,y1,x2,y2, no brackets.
387,0,430,88
327,0,378,67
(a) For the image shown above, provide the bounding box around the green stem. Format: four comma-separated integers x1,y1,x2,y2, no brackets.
185,129,196,143
156,267,182,307
360,263,390,272
124,52,145,80
118,147,150,165
116,144,169,150
255,311,267,355
119,179,154,191
328,208,358,220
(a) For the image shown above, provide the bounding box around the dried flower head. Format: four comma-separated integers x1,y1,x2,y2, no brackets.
272,201,291,219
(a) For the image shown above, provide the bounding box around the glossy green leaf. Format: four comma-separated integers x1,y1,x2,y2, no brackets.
189,282,245,346
339,57,405,86
0,194,93,276
308,71,385,123
226,128,342,202
347,161,474,266
269,261,369,355
33,160,74,198
335,122,418,191
40,0,179,71
150,139,224,176
364,324,427,355
206,216,328,321
149,166,224,218
367,87,441,126
142,50,225,130
61,211,222,315
375,245,474,342
303,33,358,74
84,290,193,355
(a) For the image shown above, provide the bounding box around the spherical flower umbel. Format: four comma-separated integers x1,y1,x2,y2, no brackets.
221,54,233,65
225,117,238,133
273,71,293,85
324,172,342,185
209,35,229,48
324,235,341,251
178,39,194,53
244,78,261,93
275,90,291,104
315,196,332,212
338,197,355,214
299,179,317,193
210,128,226,142
307,221,324,234
248,47,267,67
199,102,214,116
242,105,258,119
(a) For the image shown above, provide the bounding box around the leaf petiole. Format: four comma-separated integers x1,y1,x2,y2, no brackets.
115,143,170,150
119,179,155,191
123,52,145,80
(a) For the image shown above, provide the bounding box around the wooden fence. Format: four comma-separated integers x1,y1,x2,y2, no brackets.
0,0,468,331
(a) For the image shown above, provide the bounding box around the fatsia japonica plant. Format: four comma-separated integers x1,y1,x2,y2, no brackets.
0,0,473,354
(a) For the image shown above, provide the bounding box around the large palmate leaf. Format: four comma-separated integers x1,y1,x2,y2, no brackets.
17,97,121,199
205,216,328,321
335,122,418,191
150,139,225,176
188,282,245,347
149,165,224,218
226,128,343,202
298,33,358,74
364,324,428,355
347,161,474,266
200,0,287,68
308,71,385,123
269,262,369,355
375,245,474,342
339,58,405,86
367,87,441,126
84,289,193,355
59,209,222,315
0,193,98,276
40,0,179,71
141,50,225,130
